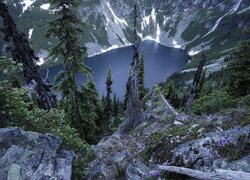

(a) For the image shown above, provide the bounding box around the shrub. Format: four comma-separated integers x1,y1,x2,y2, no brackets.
239,94,250,107
0,56,92,178
190,91,237,115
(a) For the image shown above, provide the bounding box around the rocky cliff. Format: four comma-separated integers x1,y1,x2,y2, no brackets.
89,88,250,179
0,127,75,180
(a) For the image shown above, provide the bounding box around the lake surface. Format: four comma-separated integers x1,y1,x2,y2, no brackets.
43,40,189,99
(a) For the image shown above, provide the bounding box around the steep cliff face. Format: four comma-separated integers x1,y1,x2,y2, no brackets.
1,0,250,65
0,127,75,180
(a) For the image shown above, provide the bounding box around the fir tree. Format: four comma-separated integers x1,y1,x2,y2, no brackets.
226,41,250,97
104,66,113,135
113,93,119,118
138,52,147,101
79,75,102,143
164,80,176,99
45,0,91,129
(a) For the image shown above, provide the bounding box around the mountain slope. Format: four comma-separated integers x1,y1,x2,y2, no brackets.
1,0,250,67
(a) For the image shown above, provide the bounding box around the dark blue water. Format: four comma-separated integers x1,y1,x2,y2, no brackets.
43,40,189,99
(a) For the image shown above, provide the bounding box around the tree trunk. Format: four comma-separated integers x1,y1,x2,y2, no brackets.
158,165,250,180
184,53,206,114
119,4,143,133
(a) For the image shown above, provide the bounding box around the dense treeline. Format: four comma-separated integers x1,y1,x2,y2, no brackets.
161,41,250,115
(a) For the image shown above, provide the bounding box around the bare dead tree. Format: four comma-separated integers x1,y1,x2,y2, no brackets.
184,53,206,114
119,4,144,133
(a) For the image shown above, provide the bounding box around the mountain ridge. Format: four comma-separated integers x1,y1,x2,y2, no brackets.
1,0,250,68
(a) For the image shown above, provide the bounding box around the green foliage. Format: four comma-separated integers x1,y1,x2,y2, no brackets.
0,57,28,124
46,0,91,114
239,94,250,107
226,41,250,97
139,53,147,100
114,162,128,179
190,91,237,115
76,75,103,144
162,80,180,107
45,0,105,146
0,56,92,178
217,135,250,162
104,66,113,135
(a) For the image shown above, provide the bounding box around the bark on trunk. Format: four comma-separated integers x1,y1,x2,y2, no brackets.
158,165,250,180
184,53,206,114
119,4,143,133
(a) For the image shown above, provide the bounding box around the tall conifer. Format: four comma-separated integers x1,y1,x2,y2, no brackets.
104,67,112,134
138,52,147,100
45,0,91,135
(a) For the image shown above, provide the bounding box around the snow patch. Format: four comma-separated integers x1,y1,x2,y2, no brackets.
106,2,128,26
151,8,157,22
188,50,201,56
20,0,35,16
40,3,50,10
204,16,224,37
238,6,250,14
37,58,44,66
155,24,161,42
228,0,242,14
28,28,33,39
182,57,227,75
141,8,157,30
142,36,155,41
203,0,243,37
163,16,170,25
36,49,49,66
88,44,132,57
172,40,182,48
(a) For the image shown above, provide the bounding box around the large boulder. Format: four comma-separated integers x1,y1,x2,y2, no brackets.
0,127,75,180
171,125,250,172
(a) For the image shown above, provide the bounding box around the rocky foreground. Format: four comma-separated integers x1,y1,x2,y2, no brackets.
0,89,249,180
0,127,75,180
89,89,250,179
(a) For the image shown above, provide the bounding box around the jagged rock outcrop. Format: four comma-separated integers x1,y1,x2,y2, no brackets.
89,88,250,179
0,127,75,180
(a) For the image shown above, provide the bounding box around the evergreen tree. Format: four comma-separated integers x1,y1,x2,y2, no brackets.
0,2,56,109
45,0,91,130
79,75,102,143
104,66,112,134
138,52,147,100
113,93,119,118
226,41,250,97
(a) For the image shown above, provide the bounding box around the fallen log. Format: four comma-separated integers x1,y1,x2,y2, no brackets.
158,165,250,180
